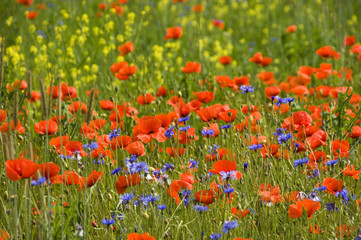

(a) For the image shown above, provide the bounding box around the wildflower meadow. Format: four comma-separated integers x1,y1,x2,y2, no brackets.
1,0,361,239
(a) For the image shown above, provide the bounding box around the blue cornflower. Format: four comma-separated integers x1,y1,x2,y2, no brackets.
219,171,237,181
208,144,220,156
153,169,161,179
202,129,215,136
179,125,191,132
243,163,248,171
111,213,124,220
37,30,46,38
109,129,120,141
165,126,175,138
222,220,238,233
128,162,149,174
249,143,262,151
141,194,159,206
59,154,71,160
125,155,138,165
325,159,338,166
31,177,47,186
273,96,295,107
194,204,209,212
178,116,190,123
308,191,321,202
315,186,327,191
111,167,122,175
209,233,222,240
293,157,309,168
273,128,286,137
101,219,115,225
221,124,232,129
277,133,292,144
189,159,199,169
83,142,99,151
158,204,167,210
93,159,104,164
240,85,255,94
121,193,134,204
294,142,300,148
162,163,175,172
335,189,350,204
325,203,338,212
222,184,234,194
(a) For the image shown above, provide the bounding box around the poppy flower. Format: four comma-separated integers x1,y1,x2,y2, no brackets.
258,184,284,203
332,139,349,158
212,19,224,29
192,4,203,12
0,120,25,134
136,94,156,105
110,61,128,74
27,11,38,19
344,36,356,46
115,173,141,194
197,104,230,122
127,232,155,240
249,52,272,66
98,2,106,10
50,135,69,148
0,229,9,240
0,109,7,122
265,86,281,99
234,76,249,86
178,127,198,144
209,160,242,180
7,80,28,92
285,25,297,33
34,120,58,135
323,177,343,194
181,61,201,74
17,0,33,6
347,126,361,138
27,91,41,103
116,64,138,80
118,41,134,56
218,109,237,123
342,165,361,179
132,116,166,143
63,141,87,157
168,179,193,204
5,159,39,181
196,91,214,103
125,141,145,156
164,26,182,40
68,101,87,114
195,190,215,205
99,100,115,110
111,135,132,150
316,46,340,60
292,111,313,131
288,199,320,218
36,162,60,181
79,170,103,190
231,208,250,219
166,147,186,157
202,123,219,138
156,86,168,97
349,44,361,54
53,170,82,185
219,56,233,65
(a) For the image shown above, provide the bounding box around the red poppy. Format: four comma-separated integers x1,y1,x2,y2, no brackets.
218,109,237,123
349,44,361,54
110,61,128,74
323,177,343,194
292,111,313,131
164,26,182,40
208,160,242,180
116,64,138,80
192,4,203,12
258,184,284,203
212,19,224,29
348,126,361,138
98,2,106,10
0,109,7,122
285,24,297,33
115,173,141,194
288,199,320,218
5,159,39,181
7,80,28,92
34,120,58,135
316,46,340,60
168,179,193,204
127,232,155,240
27,11,38,19
0,120,25,134
50,135,69,148
332,139,349,158
265,86,281,99
118,41,134,56
197,104,230,122
99,100,115,110
344,36,356,46
234,76,249,86
125,141,145,156
195,190,215,205
17,0,33,6
231,207,250,219
36,162,60,181
111,135,132,150
132,116,166,143
68,101,87,114
181,61,201,74
156,86,168,97
249,52,272,66
78,170,103,190
27,91,41,103
166,147,186,157
53,170,82,185
63,141,87,157
219,56,233,65
342,164,361,179
202,123,219,138
196,91,214,103
136,94,156,105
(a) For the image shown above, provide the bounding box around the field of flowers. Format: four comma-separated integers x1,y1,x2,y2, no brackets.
1,0,361,239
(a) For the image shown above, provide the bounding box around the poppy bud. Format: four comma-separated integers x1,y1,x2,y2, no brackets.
110,97,114,102
114,87,119,93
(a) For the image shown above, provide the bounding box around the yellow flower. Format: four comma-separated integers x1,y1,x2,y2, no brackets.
6,16,13,26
